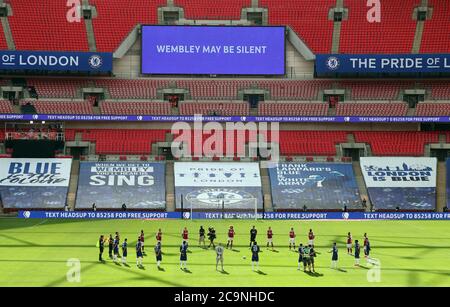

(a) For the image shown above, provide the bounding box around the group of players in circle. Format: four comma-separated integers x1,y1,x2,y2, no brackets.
97,226,372,273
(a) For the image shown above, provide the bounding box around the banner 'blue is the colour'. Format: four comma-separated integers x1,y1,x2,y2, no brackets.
0,158,72,208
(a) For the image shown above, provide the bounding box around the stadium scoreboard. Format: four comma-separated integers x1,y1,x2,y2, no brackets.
141,25,286,75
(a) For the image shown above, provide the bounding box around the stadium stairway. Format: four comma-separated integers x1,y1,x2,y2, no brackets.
67,159,81,210
259,166,273,212
165,161,175,212
352,161,371,211
436,161,447,212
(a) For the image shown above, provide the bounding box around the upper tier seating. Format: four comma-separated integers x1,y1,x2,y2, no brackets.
0,100,14,114
0,29,8,50
175,0,250,20
415,102,450,116
428,81,450,100
179,101,249,116
8,0,89,51
420,0,450,53
261,0,335,54
27,79,90,98
340,0,419,54
3,0,450,54
341,81,414,100
90,0,164,52
95,79,171,99
100,100,172,115
258,101,328,116
336,101,408,116
22,100,93,114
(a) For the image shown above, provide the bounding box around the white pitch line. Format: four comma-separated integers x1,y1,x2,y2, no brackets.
30,219,48,228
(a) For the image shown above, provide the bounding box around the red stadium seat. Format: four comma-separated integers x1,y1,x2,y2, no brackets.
8,0,89,51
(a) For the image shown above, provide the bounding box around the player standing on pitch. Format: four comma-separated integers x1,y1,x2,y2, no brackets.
180,241,188,270
329,242,338,269
289,227,296,250
121,238,128,265
215,243,225,271
108,234,113,259
363,233,371,259
347,232,353,254
303,244,311,272
113,236,119,263
136,237,143,267
249,226,257,248
156,229,162,245
182,227,189,244
354,239,361,266
115,232,121,258
98,235,105,262
251,241,260,271
139,230,145,254
297,243,305,271
309,244,317,273
308,229,315,247
267,227,274,250
227,226,235,249
199,226,206,248
208,227,216,249
155,241,162,269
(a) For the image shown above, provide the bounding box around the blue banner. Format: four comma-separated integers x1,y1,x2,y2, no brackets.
360,157,437,210
316,54,450,76
268,163,361,210
0,50,112,72
17,210,450,220
1,114,450,123
0,158,72,209
174,162,263,210
75,162,166,210
447,159,450,208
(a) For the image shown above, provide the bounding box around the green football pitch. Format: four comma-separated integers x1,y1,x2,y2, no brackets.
0,218,449,287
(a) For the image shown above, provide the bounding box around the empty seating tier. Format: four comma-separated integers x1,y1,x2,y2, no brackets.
258,101,328,116
354,131,439,156
179,101,249,116
100,100,171,115
336,101,408,116
22,100,93,114
340,0,419,54
8,0,89,51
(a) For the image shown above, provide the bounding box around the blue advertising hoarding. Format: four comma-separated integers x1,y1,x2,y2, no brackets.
0,158,72,208
17,210,450,220
316,54,450,76
268,163,361,210
0,50,112,73
1,114,450,123
447,159,450,208
141,26,285,75
75,162,166,209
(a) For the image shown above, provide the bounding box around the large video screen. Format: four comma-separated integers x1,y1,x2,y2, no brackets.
141,25,285,75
